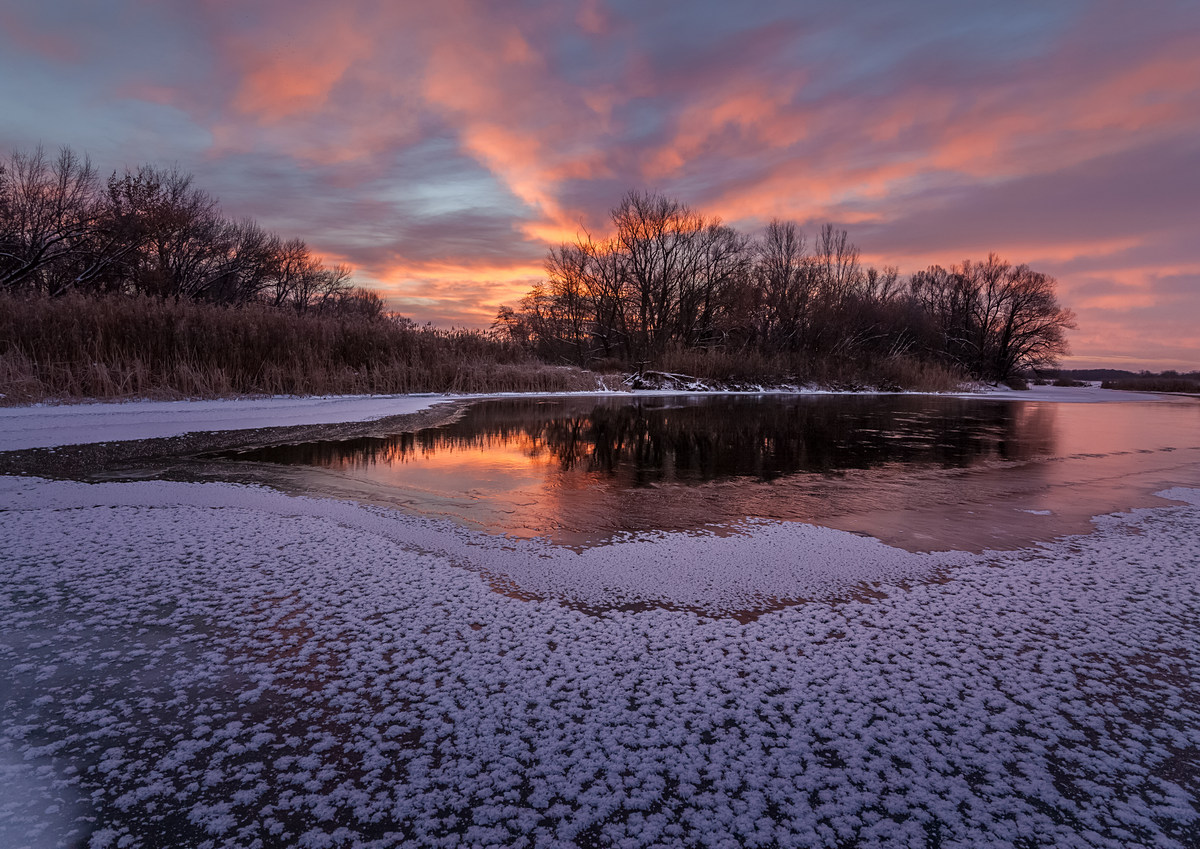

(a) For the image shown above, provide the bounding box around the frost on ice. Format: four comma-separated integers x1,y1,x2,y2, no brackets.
0,475,1197,848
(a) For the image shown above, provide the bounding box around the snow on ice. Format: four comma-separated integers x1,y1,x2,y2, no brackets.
1,475,1197,848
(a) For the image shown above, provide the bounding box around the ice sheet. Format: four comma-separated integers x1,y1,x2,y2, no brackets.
1,475,1197,847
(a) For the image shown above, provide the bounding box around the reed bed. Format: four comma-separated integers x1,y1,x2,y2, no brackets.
0,294,605,404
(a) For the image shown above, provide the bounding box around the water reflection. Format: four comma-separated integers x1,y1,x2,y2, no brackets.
209,393,1200,551
240,395,1057,483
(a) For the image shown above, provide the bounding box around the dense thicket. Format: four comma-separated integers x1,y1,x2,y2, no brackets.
496,191,1076,383
0,145,378,316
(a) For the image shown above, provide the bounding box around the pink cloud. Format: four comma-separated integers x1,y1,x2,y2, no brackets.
0,9,81,63
10,0,1196,368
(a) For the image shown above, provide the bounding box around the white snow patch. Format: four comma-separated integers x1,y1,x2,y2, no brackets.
0,476,959,612
0,394,452,451
1156,486,1200,507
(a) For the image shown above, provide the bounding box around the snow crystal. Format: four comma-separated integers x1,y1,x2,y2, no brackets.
1,474,1197,848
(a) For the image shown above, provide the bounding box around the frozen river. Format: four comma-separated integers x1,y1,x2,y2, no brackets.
1,389,1197,848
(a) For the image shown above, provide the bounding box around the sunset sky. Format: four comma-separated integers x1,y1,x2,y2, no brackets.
2,0,1197,370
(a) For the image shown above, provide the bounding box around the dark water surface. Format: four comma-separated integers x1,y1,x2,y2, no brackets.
224,394,1200,550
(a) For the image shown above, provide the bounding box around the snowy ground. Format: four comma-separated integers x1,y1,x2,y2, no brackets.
1,471,1197,848
0,394,450,452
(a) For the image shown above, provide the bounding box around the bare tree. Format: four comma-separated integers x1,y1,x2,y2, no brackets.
296,262,353,313
266,238,317,308
611,190,706,360
123,166,222,298
578,233,628,360
863,265,901,303
754,219,814,350
910,254,1075,381
203,219,282,304
317,285,385,319
0,146,99,293
987,263,1075,379
499,191,1076,386
676,221,751,348
813,223,862,306
64,167,173,295
544,242,594,363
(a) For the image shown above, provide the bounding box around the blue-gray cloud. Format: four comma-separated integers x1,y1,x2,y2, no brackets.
1,0,1197,368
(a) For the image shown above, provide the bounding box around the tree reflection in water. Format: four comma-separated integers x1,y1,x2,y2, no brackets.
218,394,1200,550
235,395,1057,484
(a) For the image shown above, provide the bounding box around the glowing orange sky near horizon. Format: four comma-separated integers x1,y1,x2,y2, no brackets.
1,0,1197,369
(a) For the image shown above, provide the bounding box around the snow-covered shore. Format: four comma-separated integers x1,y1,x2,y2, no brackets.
1,473,1198,848
0,394,451,452
0,383,1176,452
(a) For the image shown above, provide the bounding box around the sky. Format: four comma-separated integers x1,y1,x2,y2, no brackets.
1,0,1197,370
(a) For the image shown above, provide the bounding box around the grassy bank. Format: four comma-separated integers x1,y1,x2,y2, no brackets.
0,294,606,404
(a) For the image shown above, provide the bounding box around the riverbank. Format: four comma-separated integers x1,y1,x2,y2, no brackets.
0,292,609,405
0,292,968,406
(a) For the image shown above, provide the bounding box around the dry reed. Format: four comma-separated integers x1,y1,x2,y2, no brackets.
0,294,604,404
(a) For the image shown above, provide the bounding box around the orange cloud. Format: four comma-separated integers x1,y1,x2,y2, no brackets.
922,40,1200,183
865,238,1148,276
226,11,372,122
519,220,595,246
642,79,809,179
1071,44,1200,135
703,156,926,226
576,0,609,36
416,7,619,247
632,27,1200,251
362,257,546,327
49,0,1193,367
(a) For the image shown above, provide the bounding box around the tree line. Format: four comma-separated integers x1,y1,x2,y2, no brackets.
0,145,381,317
2,146,1077,387
496,191,1076,383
